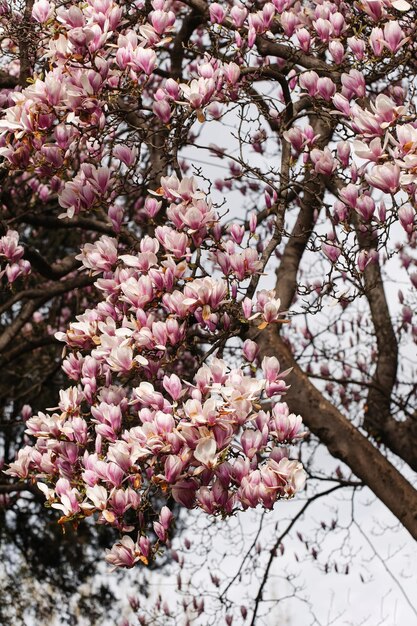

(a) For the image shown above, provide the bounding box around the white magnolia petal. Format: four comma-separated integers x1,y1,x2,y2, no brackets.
194,437,217,467
392,0,411,11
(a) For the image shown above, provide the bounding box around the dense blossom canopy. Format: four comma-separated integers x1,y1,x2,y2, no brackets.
0,0,417,619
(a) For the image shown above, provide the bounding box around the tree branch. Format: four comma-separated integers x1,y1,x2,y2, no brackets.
325,179,417,471
0,274,95,352
256,328,417,541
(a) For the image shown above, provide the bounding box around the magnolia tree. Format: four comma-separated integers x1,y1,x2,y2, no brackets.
1,0,417,623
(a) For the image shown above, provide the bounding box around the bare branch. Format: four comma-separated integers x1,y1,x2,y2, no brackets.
250,484,348,626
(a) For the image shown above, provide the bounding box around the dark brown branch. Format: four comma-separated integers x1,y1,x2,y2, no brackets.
275,116,334,309
325,178,417,471
255,36,340,79
0,274,95,352
256,329,417,542
22,213,140,247
170,10,204,79
0,481,40,495
244,65,294,125
0,299,40,354
0,71,19,88
0,273,94,316
19,0,35,86
23,247,80,279
274,174,323,310
0,335,57,366
358,235,417,470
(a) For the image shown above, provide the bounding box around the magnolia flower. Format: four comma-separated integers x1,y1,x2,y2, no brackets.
180,77,216,109
77,236,118,273
6,169,307,569
105,536,140,570
32,0,55,23
382,21,408,54
194,436,218,467
365,163,400,194
353,138,386,162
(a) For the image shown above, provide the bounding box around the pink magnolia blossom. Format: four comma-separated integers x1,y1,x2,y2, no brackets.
398,205,415,234
32,0,55,23
341,69,366,100
131,47,157,75
299,71,319,97
322,242,341,263
348,36,365,60
382,21,407,53
209,3,226,24
328,41,345,65
365,163,400,194
310,147,336,175
370,27,384,56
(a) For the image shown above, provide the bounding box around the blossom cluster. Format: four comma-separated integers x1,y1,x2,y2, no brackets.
0,229,31,283
0,0,241,217
7,173,306,568
0,0,415,249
